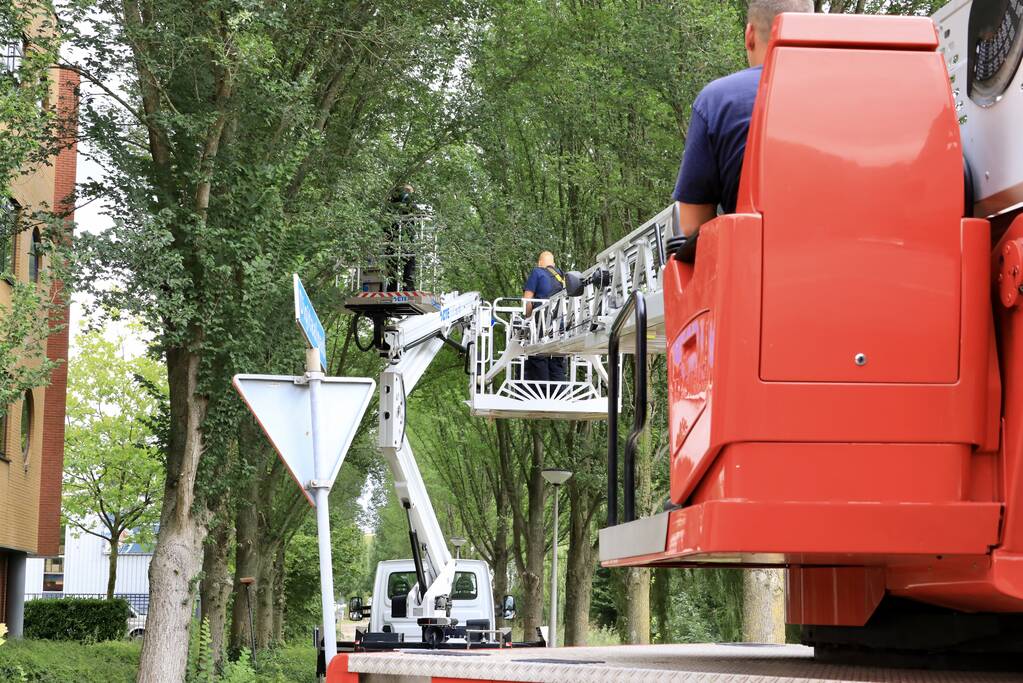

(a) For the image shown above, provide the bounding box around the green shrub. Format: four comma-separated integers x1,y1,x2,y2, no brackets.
256,644,318,683
0,639,139,682
186,618,216,683
218,650,255,683
0,632,315,682
24,597,131,642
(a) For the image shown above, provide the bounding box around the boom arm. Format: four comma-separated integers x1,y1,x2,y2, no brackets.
376,291,480,618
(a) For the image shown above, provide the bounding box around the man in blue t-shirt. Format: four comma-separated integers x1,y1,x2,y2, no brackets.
522,251,567,383
673,0,813,237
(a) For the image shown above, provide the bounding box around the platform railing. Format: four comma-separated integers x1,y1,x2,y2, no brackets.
607,291,647,527
466,299,610,419
354,212,443,293
521,204,677,353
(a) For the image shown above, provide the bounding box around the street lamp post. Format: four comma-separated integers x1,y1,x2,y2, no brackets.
239,576,257,666
451,536,466,560
541,468,572,648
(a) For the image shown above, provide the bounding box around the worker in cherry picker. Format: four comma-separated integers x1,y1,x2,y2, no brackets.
673,0,813,238
386,183,417,292
522,250,568,384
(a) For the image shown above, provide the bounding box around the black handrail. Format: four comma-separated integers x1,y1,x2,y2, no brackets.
607,290,648,527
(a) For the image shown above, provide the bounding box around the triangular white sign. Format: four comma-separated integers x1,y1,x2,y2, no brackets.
232,374,376,506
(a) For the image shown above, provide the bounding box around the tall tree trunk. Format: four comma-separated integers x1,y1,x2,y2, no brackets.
272,543,286,643
137,348,209,683
519,429,547,639
491,504,510,629
255,543,279,649
106,535,119,600
563,486,597,646
651,568,671,644
742,569,786,643
624,359,654,644
624,568,651,643
229,476,260,654
200,513,233,672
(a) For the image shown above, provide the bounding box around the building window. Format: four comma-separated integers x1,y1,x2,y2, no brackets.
0,408,8,462
29,228,41,282
2,35,23,80
21,389,33,468
42,557,64,592
1,197,16,281
39,73,49,110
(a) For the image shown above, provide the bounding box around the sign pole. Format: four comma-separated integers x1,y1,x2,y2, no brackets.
307,347,338,669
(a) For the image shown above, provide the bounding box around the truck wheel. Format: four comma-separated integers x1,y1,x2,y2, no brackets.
424,626,443,648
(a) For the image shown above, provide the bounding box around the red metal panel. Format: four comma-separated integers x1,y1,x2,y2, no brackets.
993,215,1023,557
770,13,939,50
327,654,359,683
665,311,711,462
664,501,1001,557
665,217,992,506
757,47,962,383
788,567,886,627
691,443,972,504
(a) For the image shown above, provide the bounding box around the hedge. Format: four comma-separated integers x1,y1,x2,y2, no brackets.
0,639,318,683
0,639,139,683
24,597,131,642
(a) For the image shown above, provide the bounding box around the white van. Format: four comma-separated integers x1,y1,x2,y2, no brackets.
358,559,500,643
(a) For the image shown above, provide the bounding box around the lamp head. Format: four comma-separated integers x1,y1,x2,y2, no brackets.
541,469,573,486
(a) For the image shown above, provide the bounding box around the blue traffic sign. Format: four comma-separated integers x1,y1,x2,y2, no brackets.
293,274,328,371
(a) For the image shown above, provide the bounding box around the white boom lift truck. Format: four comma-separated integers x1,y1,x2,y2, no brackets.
330,199,676,661
340,291,527,650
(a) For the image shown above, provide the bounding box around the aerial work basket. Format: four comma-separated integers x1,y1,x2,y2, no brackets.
345,198,443,317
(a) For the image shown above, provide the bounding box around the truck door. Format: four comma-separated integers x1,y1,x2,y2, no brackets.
449,568,492,635
380,570,421,641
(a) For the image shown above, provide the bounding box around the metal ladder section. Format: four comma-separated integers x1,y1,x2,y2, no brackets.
467,204,677,420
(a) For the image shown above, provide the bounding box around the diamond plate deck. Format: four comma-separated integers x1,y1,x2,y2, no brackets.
340,643,1021,682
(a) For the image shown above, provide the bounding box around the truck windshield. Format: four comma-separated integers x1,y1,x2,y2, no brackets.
387,570,478,600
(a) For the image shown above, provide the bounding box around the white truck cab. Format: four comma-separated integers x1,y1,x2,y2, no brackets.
360,559,496,642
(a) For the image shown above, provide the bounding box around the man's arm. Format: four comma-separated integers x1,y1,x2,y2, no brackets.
523,267,541,316
523,289,535,316
676,201,717,238
672,103,719,238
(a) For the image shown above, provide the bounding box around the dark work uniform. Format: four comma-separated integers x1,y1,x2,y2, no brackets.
672,65,762,215
523,265,567,383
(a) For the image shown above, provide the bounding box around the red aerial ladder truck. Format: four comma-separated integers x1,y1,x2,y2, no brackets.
600,7,1023,667
329,4,1023,681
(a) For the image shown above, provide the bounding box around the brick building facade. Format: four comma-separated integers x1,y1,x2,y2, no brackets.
0,27,79,634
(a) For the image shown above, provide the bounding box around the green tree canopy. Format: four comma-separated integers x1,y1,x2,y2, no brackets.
62,324,166,598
